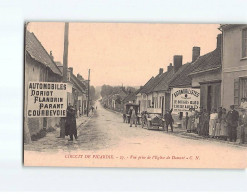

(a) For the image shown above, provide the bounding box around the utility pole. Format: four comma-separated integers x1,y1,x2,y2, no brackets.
60,22,69,138
87,69,90,117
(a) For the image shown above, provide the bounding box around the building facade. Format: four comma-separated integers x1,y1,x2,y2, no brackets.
25,31,62,139
221,24,247,109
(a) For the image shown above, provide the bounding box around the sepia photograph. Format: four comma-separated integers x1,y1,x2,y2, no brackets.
23,22,247,168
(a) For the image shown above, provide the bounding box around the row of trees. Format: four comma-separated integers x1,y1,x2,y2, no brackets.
100,84,136,98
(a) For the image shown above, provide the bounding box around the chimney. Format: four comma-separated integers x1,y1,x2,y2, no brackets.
77,73,83,81
173,55,183,72
159,68,163,75
68,67,73,75
192,47,200,62
217,33,222,49
50,51,54,60
167,63,173,72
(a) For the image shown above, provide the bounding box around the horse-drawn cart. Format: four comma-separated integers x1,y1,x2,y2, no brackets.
123,103,141,124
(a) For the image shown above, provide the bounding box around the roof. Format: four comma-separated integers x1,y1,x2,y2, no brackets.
145,71,171,93
138,77,155,94
169,47,221,88
168,62,195,88
190,48,221,75
123,88,141,102
152,67,180,92
25,30,62,76
70,73,87,93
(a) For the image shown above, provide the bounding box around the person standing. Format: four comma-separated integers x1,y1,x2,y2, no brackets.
239,108,247,144
215,107,222,139
65,105,77,141
164,109,174,132
187,108,195,133
129,106,137,127
209,108,218,138
220,108,228,141
226,105,239,142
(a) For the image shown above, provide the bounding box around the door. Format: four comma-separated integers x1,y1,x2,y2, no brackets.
207,85,212,112
165,92,170,112
161,96,164,116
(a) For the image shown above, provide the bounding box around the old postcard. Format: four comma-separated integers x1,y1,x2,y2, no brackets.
24,22,247,168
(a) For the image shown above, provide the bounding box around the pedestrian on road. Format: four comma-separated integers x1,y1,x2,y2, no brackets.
129,106,137,127
239,108,247,144
164,108,174,132
226,105,239,142
65,105,77,141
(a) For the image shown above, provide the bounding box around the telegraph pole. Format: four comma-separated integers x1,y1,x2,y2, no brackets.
87,69,90,117
60,22,69,138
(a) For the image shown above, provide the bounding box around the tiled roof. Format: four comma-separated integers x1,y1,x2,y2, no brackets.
138,77,154,94
152,67,181,92
26,30,62,76
169,48,221,88
123,88,141,102
168,62,195,88
146,71,171,93
190,48,221,75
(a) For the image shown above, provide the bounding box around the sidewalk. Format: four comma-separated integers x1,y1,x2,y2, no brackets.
170,117,247,148
24,112,94,151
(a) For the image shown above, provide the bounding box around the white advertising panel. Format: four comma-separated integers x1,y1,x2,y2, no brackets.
172,88,200,114
27,82,67,117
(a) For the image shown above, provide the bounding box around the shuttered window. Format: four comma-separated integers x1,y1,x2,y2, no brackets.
242,28,247,58
234,78,239,106
240,78,247,99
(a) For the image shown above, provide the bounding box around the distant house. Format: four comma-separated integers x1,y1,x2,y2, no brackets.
110,87,128,112
56,63,87,116
136,77,154,113
220,24,247,109
25,30,62,137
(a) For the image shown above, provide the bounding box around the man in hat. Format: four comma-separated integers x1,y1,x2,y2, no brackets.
226,105,239,142
164,108,174,132
65,105,77,141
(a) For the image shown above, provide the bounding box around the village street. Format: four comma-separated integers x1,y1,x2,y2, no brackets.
24,100,247,168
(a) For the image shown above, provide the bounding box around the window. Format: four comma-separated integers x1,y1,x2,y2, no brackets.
242,28,247,58
234,78,239,106
234,77,247,106
240,78,247,99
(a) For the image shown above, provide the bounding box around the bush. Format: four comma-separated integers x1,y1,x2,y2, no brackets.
31,128,47,141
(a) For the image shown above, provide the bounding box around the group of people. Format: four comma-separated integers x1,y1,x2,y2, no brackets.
185,100,247,143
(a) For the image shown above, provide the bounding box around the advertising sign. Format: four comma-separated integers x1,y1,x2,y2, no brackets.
172,88,200,114
27,82,67,117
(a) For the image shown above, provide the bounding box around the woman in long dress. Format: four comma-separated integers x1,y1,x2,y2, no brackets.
209,108,218,138
220,108,228,141
215,107,222,138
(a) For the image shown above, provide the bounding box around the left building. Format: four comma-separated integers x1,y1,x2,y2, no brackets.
25,31,63,140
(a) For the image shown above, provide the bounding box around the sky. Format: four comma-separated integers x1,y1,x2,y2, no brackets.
27,22,220,87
